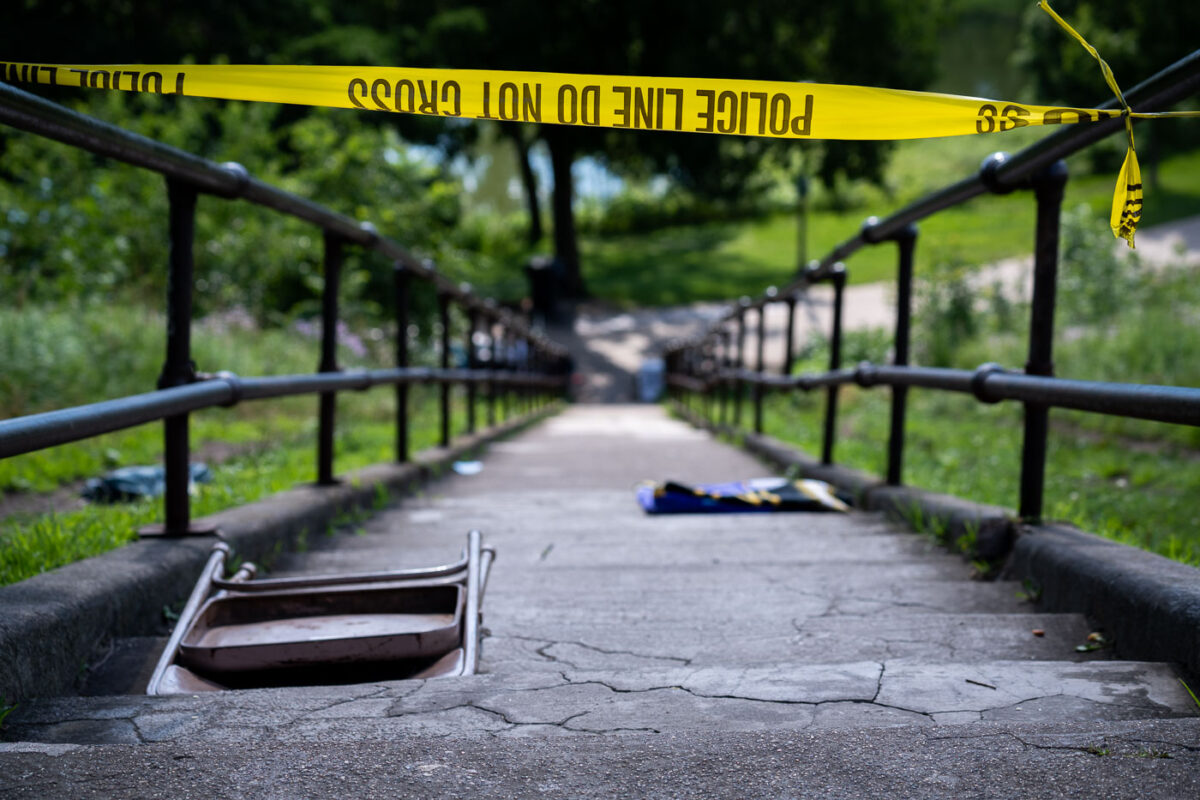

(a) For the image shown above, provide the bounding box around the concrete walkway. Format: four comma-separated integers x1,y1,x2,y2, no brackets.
2,405,1197,797
562,215,1200,402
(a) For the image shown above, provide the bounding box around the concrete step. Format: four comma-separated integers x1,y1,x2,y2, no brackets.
5,660,1194,746
481,612,1109,670
6,404,1194,798
3,716,1200,799
272,503,960,573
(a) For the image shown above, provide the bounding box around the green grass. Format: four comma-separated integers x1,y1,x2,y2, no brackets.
0,297,526,586
0,385,518,586
746,238,1200,567
582,139,1200,306
760,389,1200,566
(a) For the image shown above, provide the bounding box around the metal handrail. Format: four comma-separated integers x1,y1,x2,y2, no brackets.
0,83,570,536
0,80,566,349
0,367,566,459
665,49,1200,522
687,49,1200,331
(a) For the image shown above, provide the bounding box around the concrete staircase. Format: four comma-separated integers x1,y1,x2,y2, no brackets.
2,406,1197,797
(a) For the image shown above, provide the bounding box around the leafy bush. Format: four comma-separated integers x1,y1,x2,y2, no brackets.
914,261,977,367
0,92,528,324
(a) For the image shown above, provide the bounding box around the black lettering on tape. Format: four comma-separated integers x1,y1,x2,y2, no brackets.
174,73,185,95
498,82,519,121
999,104,1029,131
478,81,497,119
348,78,368,109
558,84,578,124
665,88,683,130
522,83,542,122
371,79,391,111
141,72,163,94
441,81,461,116
747,92,768,135
417,80,438,115
716,90,737,134
117,71,141,92
70,68,89,87
738,91,748,135
613,86,631,128
976,103,997,134
397,80,416,113
581,85,600,125
634,87,653,129
1042,107,1093,125
791,95,813,136
696,89,716,132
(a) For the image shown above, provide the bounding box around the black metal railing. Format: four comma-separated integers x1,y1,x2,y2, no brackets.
0,81,570,536
665,49,1200,523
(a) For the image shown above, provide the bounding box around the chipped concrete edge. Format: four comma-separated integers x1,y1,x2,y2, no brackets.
1001,523,1200,678
671,400,1200,677
0,404,562,703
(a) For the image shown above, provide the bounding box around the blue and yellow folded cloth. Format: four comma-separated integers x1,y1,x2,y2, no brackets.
636,477,849,514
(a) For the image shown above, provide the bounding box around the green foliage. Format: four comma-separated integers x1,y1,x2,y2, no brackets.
1058,204,1145,324
0,378,497,586
0,92,526,322
764,388,1200,567
760,207,1200,566
581,141,1200,307
1015,0,1200,172
914,262,978,367
1181,679,1200,711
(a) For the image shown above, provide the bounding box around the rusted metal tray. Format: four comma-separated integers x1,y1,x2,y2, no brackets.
177,582,464,673
147,530,493,695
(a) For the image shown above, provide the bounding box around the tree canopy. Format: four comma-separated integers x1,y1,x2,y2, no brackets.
3,0,946,299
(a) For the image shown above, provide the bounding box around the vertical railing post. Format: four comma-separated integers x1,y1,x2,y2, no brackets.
393,264,410,463
754,289,773,434
887,225,918,486
520,335,530,417
718,329,729,428
152,179,200,536
466,304,479,434
1020,160,1068,522
700,335,710,424
438,291,452,448
501,324,513,421
317,231,343,486
782,294,797,377
530,340,540,412
733,298,748,427
821,264,846,465
487,312,499,428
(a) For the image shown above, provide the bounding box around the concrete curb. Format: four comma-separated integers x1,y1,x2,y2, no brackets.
670,402,1015,560
0,406,560,703
1001,523,1200,677
671,400,1200,676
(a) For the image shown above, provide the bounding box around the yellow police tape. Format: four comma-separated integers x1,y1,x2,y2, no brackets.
0,2,1192,246
0,62,1125,142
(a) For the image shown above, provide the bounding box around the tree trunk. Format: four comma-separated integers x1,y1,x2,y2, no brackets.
544,127,586,298
501,122,543,246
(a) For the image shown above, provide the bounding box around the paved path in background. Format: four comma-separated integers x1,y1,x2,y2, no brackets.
562,215,1200,402
3,405,1196,797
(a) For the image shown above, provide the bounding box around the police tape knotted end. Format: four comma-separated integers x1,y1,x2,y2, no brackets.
1039,0,1140,247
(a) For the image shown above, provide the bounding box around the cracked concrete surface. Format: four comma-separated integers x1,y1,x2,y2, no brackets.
3,405,1198,796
